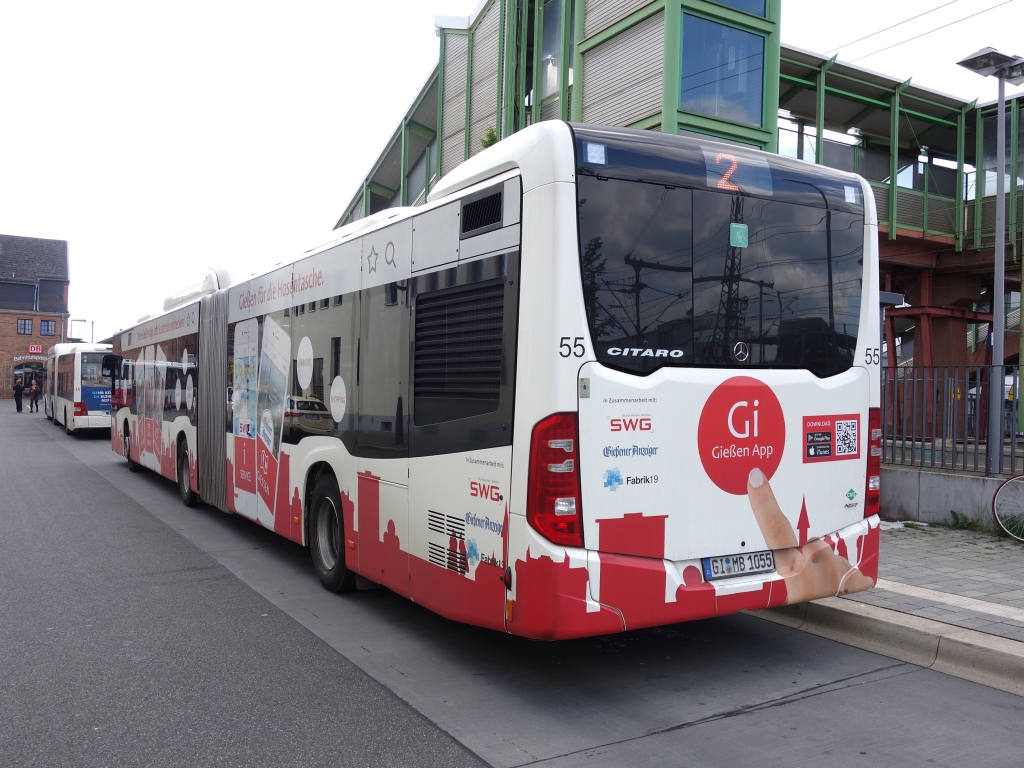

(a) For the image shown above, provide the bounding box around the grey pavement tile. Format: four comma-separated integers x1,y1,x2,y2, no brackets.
993,628,1024,643
913,608,966,620
947,616,1000,630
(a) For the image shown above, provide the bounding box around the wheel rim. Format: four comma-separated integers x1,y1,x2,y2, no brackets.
994,476,1024,542
124,434,130,458
316,497,341,571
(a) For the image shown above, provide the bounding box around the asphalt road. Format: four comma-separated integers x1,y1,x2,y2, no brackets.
2,408,1022,767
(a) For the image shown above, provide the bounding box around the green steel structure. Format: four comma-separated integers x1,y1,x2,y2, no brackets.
334,0,1024,368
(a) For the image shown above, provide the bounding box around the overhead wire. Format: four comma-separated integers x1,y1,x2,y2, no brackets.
823,0,961,55
850,0,1016,63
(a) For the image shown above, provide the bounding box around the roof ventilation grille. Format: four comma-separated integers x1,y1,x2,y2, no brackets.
461,192,502,235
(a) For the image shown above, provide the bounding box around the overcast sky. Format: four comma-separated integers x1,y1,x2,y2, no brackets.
1,0,1021,341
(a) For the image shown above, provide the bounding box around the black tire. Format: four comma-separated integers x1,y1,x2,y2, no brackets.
308,473,355,593
125,429,142,473
177,442,197,507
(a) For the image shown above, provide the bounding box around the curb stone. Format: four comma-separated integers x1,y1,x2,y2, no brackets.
748,597,1024,697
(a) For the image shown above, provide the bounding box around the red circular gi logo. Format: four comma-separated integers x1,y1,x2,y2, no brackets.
697,376,785,495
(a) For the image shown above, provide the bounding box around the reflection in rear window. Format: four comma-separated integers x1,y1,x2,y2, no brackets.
81,353,111,386
292,399,327,412
577,174,864,377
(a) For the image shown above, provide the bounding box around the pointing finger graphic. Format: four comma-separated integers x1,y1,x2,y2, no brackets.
746,467,874,604
747,468,797,550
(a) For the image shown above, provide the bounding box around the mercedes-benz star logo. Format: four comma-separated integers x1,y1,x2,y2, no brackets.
733,341,749,362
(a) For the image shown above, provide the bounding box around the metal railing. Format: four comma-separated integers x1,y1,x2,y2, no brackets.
882,365,1024,475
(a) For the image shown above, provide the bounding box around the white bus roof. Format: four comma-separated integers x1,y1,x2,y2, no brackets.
48,343,112,357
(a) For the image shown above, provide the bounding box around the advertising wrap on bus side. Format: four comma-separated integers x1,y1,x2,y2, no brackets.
105,122,881,640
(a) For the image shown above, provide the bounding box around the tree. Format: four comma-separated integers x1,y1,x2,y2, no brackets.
480,126,499,149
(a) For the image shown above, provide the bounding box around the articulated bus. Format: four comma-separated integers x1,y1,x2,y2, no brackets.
105,123,881,640
47,343,113,433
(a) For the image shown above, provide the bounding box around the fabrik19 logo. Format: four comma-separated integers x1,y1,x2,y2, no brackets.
697,377,785,495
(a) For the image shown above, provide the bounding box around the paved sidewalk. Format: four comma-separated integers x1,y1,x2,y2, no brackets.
843,522,1024,643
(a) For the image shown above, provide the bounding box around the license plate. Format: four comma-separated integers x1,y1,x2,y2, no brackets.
305,414,321,420
702,550,776,581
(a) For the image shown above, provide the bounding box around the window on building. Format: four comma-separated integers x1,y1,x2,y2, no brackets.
40,320,56,336
0,283,36,311
320,298,330,310
681,15,765,127
38,280,68,313
332,294,343,306
331,337,341,379
711,0,765,16
312,358,324,401
17,319,32,335
540,0,562,100
309,301,317,313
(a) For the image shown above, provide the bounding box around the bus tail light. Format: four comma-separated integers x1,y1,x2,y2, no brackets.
527,413,584,548
74,402,89,417
865,408,881,518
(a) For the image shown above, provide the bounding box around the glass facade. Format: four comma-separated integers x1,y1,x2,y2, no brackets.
681,15,764,127
980,110,1024,196
712,0,766,16
540,0,561,100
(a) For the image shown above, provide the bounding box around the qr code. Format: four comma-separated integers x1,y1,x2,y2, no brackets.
836,419,858,456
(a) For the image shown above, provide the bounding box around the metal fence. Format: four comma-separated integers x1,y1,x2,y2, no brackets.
882,365,1024,475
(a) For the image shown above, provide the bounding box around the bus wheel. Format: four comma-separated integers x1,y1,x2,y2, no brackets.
309,474,355,593
65,410,74,435
177,443,197,507
125,430,141,473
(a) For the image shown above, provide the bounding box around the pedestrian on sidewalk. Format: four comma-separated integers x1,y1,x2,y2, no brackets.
12,377,24,413
29,380,41,413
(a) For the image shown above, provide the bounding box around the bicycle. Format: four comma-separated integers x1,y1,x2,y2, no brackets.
992,475,1024,541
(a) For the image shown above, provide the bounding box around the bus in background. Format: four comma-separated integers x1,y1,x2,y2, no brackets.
104,122,881,640
47,343,113,433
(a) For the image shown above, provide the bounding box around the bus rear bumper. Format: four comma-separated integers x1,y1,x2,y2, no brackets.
506,516,879,640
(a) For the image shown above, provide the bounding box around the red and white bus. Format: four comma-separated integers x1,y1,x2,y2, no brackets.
105,122,880,639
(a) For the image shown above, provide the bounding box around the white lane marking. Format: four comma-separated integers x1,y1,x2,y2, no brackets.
875,578,1024,623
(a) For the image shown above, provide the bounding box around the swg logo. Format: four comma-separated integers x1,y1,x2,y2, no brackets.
610,417,652,432
470,481,502,502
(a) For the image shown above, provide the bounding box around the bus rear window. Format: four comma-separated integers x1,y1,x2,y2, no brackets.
81,353,111,386
577,175,864,377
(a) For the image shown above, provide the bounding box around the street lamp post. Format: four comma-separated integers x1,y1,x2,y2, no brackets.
957,48,1024,474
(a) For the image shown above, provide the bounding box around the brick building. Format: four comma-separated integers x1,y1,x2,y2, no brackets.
0,234,70,398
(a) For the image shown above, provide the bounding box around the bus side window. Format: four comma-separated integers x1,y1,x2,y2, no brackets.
354,282,409,458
